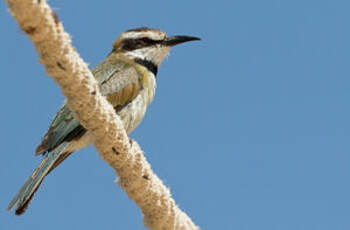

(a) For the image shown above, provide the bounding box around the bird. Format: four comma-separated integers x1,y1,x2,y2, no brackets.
8,27,200,215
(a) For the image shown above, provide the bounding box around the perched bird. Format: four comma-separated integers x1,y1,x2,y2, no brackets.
8,27,200,215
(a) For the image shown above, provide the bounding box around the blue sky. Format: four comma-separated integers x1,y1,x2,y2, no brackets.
2,0,350,229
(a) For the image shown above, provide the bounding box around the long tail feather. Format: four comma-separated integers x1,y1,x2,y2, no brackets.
8,142,70,215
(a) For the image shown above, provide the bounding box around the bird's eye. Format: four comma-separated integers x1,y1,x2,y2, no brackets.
139,38,156,45
138,38,147,45
121,38,157,51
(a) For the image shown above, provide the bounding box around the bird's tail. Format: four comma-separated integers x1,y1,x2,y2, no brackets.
8,142,71,215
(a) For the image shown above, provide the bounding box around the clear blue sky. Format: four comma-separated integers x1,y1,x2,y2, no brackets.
2,0,350,229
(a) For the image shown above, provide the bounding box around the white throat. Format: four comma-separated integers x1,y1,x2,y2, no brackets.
125,46,170,66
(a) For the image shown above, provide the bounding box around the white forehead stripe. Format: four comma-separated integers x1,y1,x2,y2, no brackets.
121,31,166,41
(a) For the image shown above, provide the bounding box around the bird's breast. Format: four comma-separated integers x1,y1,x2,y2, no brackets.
118,74,156,134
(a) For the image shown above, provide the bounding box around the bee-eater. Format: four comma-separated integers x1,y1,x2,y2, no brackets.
8,27,200,215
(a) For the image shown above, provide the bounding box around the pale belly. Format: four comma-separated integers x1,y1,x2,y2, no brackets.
118,89,150,134
66,79,156,153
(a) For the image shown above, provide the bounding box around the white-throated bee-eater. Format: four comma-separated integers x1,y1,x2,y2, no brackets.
8,27,200,215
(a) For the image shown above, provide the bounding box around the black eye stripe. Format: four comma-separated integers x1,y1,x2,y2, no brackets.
121,37,160,51
140,37,157,44
121,39,139,51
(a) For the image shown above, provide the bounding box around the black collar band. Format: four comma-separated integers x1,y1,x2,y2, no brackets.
134,58,158,76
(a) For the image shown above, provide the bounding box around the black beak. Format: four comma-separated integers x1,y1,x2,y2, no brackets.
162,35,201,46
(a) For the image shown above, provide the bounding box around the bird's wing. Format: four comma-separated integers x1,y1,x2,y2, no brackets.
35,55,142,155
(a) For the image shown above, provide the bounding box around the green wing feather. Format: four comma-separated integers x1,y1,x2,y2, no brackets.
9,53,144,214
35,104,80,154
35,53,141,155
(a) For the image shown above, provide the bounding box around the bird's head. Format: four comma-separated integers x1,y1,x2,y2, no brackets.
112,27,200,67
